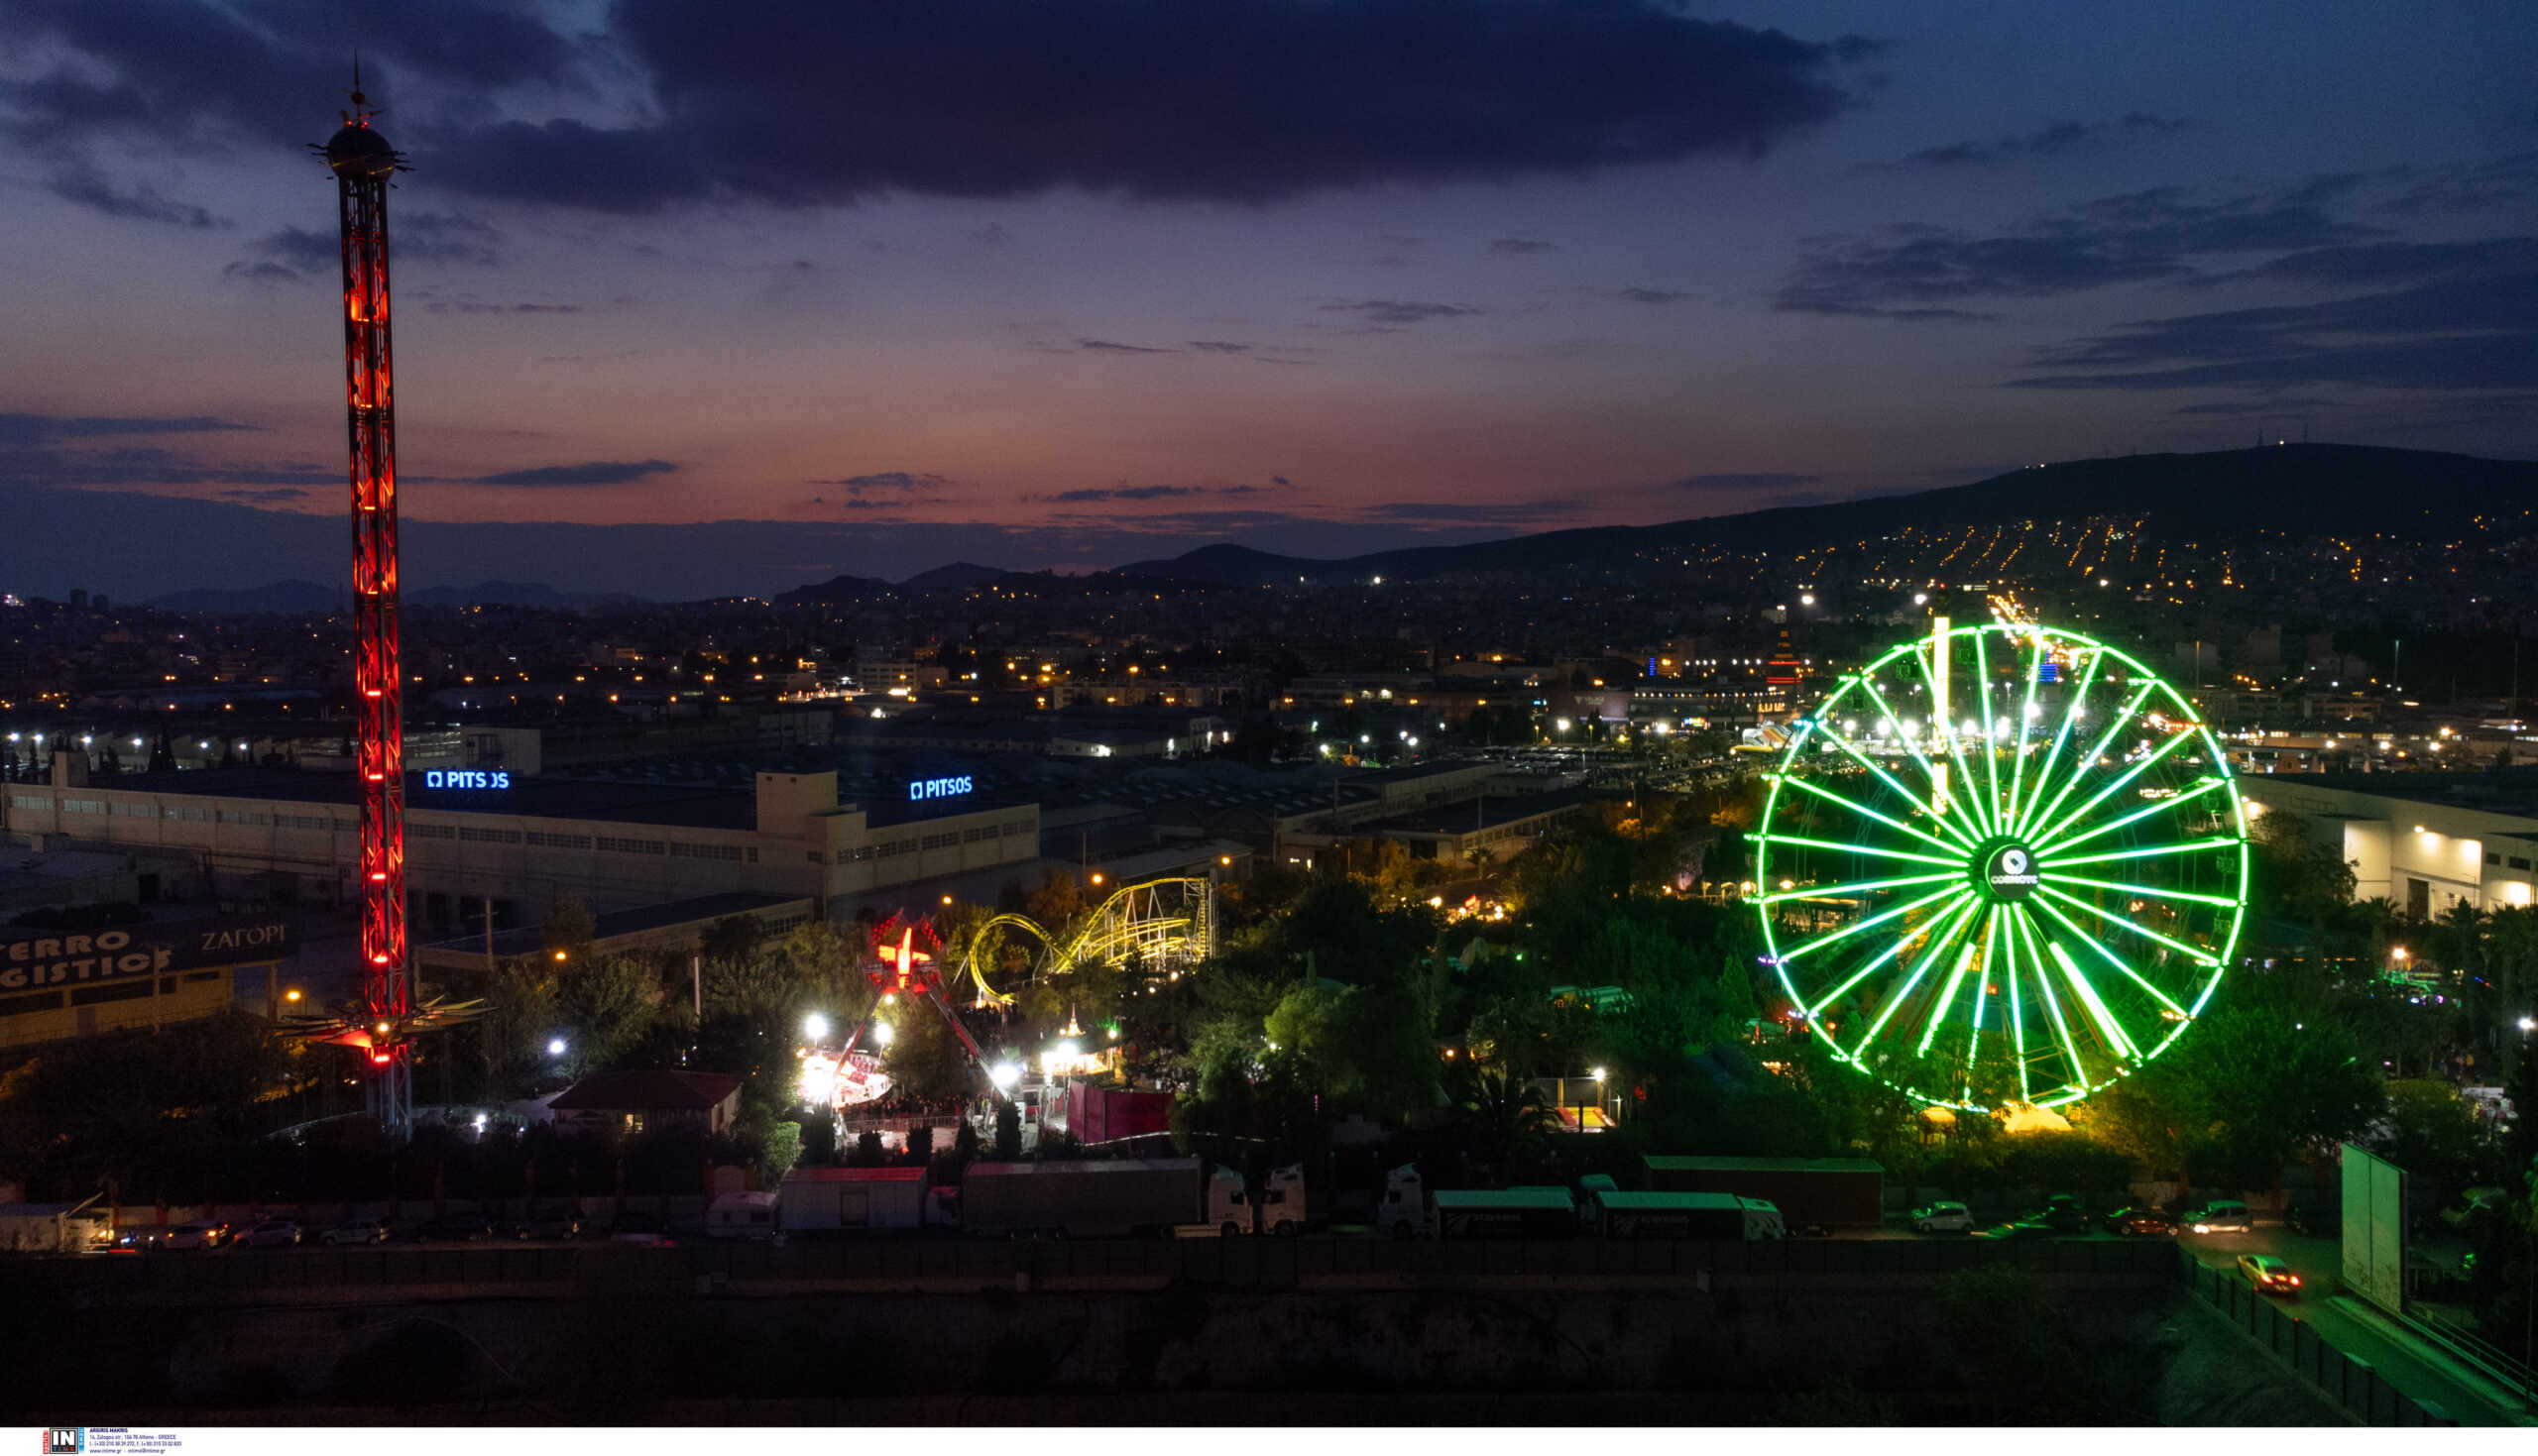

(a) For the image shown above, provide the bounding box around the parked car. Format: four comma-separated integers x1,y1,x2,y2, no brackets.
419,1214,494,1242
116,1226,175,1251
603,1209,667,1242
239,1217,302,1249
2024,1195,2087,1232
163,1220,230,1250
2183,1199,2254,1233
515,1204,582,1241
2103,1206,2178,1237
1974,1219,2057,1240
2238,1253,2302,1295
319,1219,390,1246
2285,1203,2340,1238
1909,1200,1975,1233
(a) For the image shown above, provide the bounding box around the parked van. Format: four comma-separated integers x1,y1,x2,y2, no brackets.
705,1190,779,1241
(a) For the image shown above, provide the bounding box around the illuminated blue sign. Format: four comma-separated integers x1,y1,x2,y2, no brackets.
425,769,511,790
908,775,974,802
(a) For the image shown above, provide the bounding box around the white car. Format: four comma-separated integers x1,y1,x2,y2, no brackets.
239,1217,303,1249
163,1220,229,1250
319,1220,390,1246
1910,1201,1974,1233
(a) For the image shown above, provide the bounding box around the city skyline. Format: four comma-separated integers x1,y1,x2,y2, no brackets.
2,0,2535,594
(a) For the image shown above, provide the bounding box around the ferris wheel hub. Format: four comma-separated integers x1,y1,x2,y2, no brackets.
1972,838,2040,903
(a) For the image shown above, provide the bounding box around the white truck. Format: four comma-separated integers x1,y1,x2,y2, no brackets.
1215,1164,1306,1235
1376,1165,1429,1239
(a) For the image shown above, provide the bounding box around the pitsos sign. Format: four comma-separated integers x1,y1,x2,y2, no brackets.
0,917,300,992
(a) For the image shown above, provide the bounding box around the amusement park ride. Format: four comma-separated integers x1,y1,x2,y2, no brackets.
279,74,484,1125
797,877,1219,1116
1755,607,2250,1114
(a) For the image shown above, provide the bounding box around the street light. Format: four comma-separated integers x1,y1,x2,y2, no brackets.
803,1012,830,1041
546,1037,567,1058
873,1020,895,1046
2519,1015,2536,1033
989,1062,1021,1091
284,988,302,1003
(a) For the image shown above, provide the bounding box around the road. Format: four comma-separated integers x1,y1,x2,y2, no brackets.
2170,1221,2533,1426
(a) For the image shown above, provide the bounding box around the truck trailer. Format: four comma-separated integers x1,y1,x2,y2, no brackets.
956,1157,1217,1239
1643,1156,1884,1230
1431,1186,1580,1239
1588,1190,1785,1240
779,1166,932,1234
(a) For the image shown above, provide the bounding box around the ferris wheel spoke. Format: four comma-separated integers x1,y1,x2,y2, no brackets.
2010,908,2086,1095
2033,839,2234,870
2025,724,2199,850
1958,909,2001,1103
2009,644,2106,834
2027,894,2201,1020
1759,869,1964,905
1910,640,1995,837
1852,671,1991,846
2035,870,2241,909
1753,833,1964,867
1973,629,2006,831
1778,883,1970,970
1917,940,1980,1056
1801,714,1978,847
1776,772,1974,858
1847,896,1984,1064
2017,677,2159,840
2004,633,2046,843
1798,893,1965,1019
2031,885,2217,978
2035,775,2231,858
2042,940,2143,1062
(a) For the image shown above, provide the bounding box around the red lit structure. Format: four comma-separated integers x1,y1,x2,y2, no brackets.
321,80,411,1128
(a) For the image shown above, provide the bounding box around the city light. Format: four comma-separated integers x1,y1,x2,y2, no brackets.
546,1038,567,1057
873,1020,895,1046
803,1012,830,1041
989,1062,1021,1090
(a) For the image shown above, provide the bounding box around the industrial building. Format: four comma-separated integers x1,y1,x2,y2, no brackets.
2240,771,2538,916
2,755,1036,935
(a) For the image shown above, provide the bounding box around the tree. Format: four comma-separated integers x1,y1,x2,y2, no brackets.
1452,1064,1557,1178
541,893,598,960
2368,1080,2500,1191
761,1121,802,1181
557,955,662,1071
882,1001,973,1102
698,914,767,970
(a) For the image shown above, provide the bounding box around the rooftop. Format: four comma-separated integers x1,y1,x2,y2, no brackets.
2250,769,2538,822
550,1069,743,1112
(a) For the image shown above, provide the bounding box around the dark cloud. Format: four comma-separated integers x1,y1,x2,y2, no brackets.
416,1,1869,211
1776,177,2385,318
1048,485,1203,503
1074,339,1178,354
464,459,678,488
1669,472,1818,491
2191,236,2538,288
1270,476,1291,487
0,413,254,446
228,210,501,281
219,260,300,284
217,487,308,504
2008,266,2538,392
1319,299,1484,329
0,1,580,159
1862,114,2187,172
1186,341,1254,354
1612,287,1689,304
42,164,225,227
1487,238,1554,255
427,299,584,315
2168,396,2343,417
1357,499,1576,525
2371,153,2538,217
814,472,947,493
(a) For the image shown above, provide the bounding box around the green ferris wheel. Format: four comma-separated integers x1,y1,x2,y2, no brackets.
1753,620,2250,1112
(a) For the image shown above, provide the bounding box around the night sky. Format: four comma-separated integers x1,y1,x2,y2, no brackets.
3,1,2534,598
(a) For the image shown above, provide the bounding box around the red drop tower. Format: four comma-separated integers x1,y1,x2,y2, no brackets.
319,80,412,1128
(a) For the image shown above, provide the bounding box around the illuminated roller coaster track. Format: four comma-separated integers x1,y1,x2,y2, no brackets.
958,876,1217,1006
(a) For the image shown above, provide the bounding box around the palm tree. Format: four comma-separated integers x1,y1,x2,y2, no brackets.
1455,1065,1557,1177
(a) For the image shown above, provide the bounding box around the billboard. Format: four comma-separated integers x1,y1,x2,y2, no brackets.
2341,1142,2406,1313
0,915,300,993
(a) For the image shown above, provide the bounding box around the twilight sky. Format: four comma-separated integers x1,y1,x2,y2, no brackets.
2,0,2535,598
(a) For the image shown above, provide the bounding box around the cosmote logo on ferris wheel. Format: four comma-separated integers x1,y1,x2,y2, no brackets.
1981,843,2040,900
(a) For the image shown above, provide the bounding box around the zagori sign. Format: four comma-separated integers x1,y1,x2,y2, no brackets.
908,775,975,802
0,916,301,992
424,769,510,790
